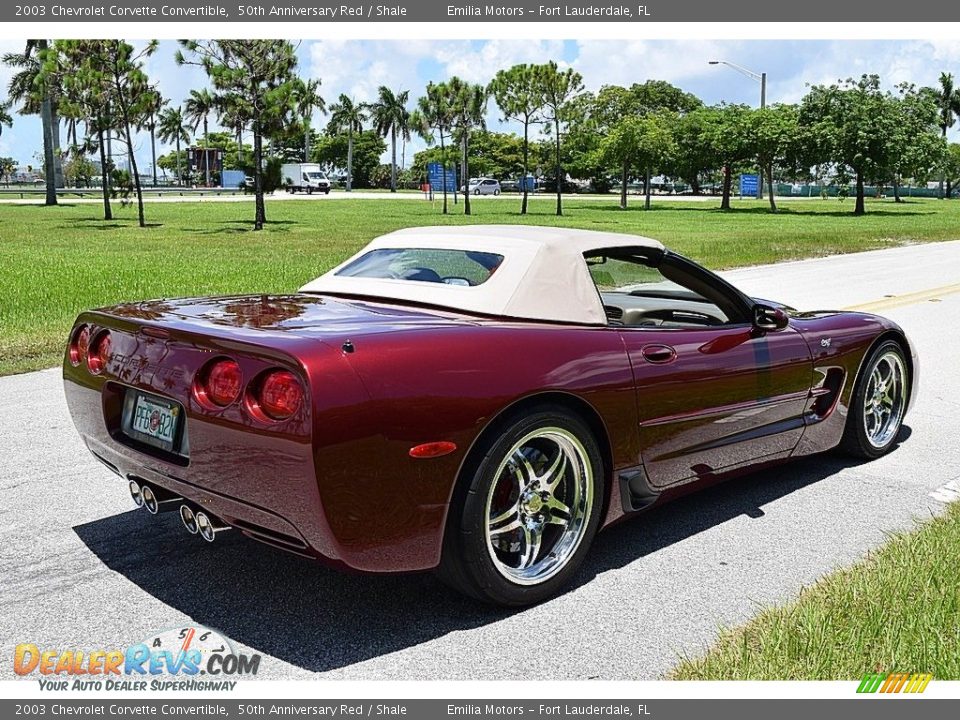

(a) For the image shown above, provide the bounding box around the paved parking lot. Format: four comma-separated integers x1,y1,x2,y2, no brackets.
1,241,958,680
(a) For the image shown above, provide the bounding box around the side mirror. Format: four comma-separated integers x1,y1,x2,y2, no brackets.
753,304,789,332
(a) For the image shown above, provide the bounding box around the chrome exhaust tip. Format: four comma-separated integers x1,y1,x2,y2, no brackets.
128,480,144,508
137,482,182,515
179,504,199,535
194,510,230,543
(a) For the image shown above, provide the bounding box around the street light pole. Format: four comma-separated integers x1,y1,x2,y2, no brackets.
709,60,767,200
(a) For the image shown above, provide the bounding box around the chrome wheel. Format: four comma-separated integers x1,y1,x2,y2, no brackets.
863,350,907,448
484,427,593,585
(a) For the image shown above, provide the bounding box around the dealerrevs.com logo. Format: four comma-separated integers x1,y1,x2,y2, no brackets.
13,626,261,691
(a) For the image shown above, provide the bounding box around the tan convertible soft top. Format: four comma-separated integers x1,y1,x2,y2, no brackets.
299,225,665,325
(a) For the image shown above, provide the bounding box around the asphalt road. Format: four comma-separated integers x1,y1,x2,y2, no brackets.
1,241,959,681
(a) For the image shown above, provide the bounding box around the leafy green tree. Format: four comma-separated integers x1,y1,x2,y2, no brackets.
704,105,755,210
367,86,411,193
748,104,801,213
447,77,488,216
800,75,901,215
536,61,584,216
178,40,301,230
412,81,455,214
313,129,385,189
293,77,325,164
490,64,544,214
944,143,960,198
0,156,16,185
327,94,367,191
183,88,216,186
884,84,945,201
158,105,191,186
64,154,96,187
596,113,675,210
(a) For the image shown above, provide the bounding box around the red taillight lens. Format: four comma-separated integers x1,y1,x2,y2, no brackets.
256,370,303,421
86,331,111,374
69,325,90,366
196,359,243,408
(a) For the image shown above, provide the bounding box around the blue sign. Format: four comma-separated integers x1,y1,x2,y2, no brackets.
740,173,759,196
519,176,536,192
427,162,456,193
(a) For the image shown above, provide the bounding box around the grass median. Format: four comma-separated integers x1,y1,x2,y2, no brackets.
672,501,960,680
2,195,960,375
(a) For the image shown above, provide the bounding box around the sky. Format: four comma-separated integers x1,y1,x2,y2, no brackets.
2,38,960,174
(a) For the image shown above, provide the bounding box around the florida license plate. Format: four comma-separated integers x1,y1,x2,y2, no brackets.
122,391,182,453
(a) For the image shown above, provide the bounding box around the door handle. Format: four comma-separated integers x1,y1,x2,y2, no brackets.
640,344,677,364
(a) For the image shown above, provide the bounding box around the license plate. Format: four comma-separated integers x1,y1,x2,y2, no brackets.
122,391,182,453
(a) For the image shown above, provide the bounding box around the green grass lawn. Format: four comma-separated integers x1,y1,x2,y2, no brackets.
2,195,960,375
672,501,960,680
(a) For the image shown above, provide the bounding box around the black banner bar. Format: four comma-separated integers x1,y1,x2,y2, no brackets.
1,700,958,719
5,0,960,23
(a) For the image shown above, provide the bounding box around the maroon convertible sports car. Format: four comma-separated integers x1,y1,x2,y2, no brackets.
64,226,917,605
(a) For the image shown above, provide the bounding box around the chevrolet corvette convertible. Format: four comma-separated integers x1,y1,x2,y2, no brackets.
64,226,917,605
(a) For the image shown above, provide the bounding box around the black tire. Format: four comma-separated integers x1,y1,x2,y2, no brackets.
494,189,501,196
437,406,605,606
839,339,909,459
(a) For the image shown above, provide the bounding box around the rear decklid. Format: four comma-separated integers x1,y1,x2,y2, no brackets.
95,293,477,342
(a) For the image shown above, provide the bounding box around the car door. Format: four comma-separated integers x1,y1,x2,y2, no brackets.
621,324,813,488
587,248,813,489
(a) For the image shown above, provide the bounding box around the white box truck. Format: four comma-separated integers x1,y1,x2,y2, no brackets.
281,163,331,194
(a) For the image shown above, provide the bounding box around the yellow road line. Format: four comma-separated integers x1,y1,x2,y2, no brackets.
842,282,960,312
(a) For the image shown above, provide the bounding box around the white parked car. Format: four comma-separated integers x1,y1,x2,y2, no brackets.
461,178,501,196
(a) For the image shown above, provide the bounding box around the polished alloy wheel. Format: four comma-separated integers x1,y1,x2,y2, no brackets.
863,350,907,448
484,427,593,585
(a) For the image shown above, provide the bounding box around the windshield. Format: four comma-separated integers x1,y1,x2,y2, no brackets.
335,248,504,286
306,172,327,180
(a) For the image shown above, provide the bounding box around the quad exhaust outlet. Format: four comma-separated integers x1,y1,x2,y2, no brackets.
179,504,231,542
131,481,182,515
128,478,231,541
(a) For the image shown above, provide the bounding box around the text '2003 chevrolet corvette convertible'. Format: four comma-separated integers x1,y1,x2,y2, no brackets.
64,226,917,605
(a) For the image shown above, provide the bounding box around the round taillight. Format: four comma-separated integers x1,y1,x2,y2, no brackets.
196,359,243,408
69,325,90,367
256,370,303,421
86,331,111,374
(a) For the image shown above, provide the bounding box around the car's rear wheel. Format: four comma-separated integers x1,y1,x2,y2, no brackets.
840,340,909,459
438,407,604,605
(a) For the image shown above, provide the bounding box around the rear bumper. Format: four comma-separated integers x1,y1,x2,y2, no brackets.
83,434,320,560
64,363,451,574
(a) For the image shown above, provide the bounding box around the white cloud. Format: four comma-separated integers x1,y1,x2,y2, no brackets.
572,39,741,91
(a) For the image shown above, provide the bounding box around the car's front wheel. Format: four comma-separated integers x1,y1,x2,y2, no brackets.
840,340,909,458
438,407,604,605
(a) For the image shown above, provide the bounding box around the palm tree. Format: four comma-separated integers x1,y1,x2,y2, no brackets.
0,99,11,137
294,77,325,162
327,94,366,192
413,81,454,214
158,105,191,187
447,77,488,216
490,64,544,214
184,88,215,186
937,73,960,199
368,86,411,192
3,40,61,204
214,93,248,167
141,89,166,186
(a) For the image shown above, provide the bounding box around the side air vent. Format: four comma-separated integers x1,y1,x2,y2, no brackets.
604,305,624,321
